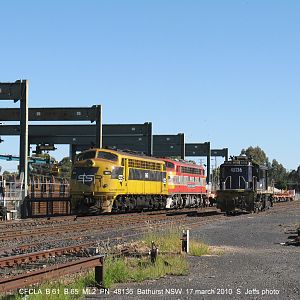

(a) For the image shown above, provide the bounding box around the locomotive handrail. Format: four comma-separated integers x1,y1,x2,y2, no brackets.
223,176,232,190
252,176,258,191
238,176,248,189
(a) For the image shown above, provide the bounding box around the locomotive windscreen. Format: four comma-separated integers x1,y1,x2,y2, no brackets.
76,151,96,161
220,164,252,189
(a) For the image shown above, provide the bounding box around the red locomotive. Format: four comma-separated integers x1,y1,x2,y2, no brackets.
162,158,207,208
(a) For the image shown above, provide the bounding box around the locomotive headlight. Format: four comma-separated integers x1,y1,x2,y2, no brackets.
86,159,95,167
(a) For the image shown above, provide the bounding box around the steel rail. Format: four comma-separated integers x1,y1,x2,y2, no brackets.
0,243,94,268
0,209,164,229
0,216,75,229
0,208,219,243
0,210,187,241
0,207,264,294
0,255,103,293
0,210,221,265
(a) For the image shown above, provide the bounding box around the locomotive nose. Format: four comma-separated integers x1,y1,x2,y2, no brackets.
86,159,95,167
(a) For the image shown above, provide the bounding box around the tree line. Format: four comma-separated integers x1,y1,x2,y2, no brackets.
241,146,300,191
1,147,299,192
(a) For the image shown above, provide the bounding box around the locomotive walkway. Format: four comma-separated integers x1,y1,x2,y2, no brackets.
92,201,300,300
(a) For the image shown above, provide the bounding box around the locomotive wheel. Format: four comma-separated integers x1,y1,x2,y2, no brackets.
254,203,261,213
88,205,100,215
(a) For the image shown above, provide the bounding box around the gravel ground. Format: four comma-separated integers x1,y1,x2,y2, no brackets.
85,201,300,300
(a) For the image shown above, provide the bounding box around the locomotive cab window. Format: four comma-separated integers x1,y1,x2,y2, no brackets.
76,151,96,161
97,151,118,161
165,161,175,169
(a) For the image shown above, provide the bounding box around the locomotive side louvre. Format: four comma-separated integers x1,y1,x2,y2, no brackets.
217,155,272,214
126,157,167,195
70,148,168,214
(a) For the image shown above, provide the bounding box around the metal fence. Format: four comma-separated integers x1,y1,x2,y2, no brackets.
0,178,24,220
28,178,70,199
0,176,70,220
27,177,70,217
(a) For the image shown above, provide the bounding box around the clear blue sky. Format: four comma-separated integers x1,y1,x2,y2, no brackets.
0,0,299,172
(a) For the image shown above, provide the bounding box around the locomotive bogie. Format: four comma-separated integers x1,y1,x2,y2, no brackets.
216,190,255,213
113,194,167,212
166,194,207,209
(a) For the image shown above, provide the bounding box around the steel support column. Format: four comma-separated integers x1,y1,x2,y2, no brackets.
224,148,229,161
19,80,29,199
0,80,29,215
70,144,77,163
180,133,185,159
206,142,211,184
147,122,153,156
95,105,102,148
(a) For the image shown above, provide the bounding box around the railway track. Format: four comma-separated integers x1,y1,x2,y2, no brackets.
0,255,104,293
0,208,221,259
0,243,96,268
0,209,222,265
0,207,218,242
0,214,225,294
1,201,297,295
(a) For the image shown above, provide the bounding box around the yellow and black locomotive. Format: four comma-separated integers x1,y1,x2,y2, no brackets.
70,148,168,214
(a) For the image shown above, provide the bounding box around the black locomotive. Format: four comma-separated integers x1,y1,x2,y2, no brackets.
216,155,272,214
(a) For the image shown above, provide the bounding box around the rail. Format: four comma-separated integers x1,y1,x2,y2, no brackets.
0,243,94,268
0,255,104,293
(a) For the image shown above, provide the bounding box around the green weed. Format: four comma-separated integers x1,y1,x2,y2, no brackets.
4,227,216,299
189,240,210,256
